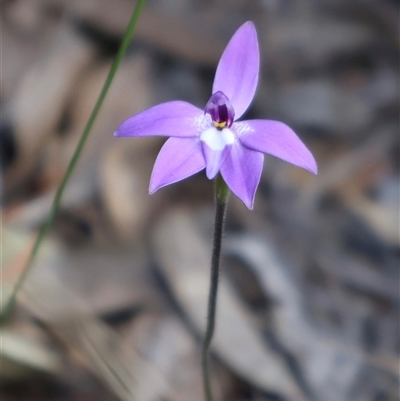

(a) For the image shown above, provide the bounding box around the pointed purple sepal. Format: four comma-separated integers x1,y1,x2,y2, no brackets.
115,101,203,138
213,22,259,120
149,137,206,193
239,120,318,174
220,144,264,209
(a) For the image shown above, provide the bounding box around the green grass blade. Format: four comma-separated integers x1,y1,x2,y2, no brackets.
2,0,147,322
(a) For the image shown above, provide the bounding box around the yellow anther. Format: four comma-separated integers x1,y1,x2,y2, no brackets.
213,121,227,129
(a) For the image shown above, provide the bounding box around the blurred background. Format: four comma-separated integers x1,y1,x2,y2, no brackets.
1,0,399,400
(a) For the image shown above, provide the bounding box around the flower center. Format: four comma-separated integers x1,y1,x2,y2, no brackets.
204,91,235,129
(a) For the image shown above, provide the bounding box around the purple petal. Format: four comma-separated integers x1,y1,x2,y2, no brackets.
212,22,259,120
220,143,264,209
149,137,205,193
239,120,317,174
115,101,202,138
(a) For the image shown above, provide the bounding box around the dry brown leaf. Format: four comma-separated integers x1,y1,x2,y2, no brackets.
124,314,210,401
1,327,63,380
66,0,224,65
5,23,96,194
15,243,178,401
224,235,399,401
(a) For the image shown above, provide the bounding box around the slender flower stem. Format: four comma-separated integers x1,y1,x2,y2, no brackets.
202,175,229,401
2,0,147,321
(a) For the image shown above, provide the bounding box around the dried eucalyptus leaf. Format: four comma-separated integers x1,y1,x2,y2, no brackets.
5,23,96,194
224,235,365,401
124,314,208,401
17,244,176,401
1,329,62,380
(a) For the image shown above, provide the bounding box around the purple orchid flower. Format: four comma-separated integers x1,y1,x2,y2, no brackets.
115,21,317,209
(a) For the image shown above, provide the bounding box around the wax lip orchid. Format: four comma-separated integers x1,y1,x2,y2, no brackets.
115,21,317,209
